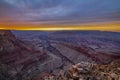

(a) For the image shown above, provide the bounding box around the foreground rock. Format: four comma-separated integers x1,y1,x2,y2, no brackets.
37,61,120,80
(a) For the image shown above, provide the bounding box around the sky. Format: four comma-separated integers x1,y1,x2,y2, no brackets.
0,0,120,31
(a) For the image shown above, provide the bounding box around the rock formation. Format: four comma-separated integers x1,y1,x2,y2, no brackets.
0,30,46,73
38,62,120,80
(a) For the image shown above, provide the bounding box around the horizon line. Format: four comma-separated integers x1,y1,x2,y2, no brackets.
0,22,120,31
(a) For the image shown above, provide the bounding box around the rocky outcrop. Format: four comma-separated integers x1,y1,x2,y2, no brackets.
38,62,120,80
0,30,46,72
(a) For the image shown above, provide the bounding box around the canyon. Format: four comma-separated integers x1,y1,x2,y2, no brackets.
0,30,120,80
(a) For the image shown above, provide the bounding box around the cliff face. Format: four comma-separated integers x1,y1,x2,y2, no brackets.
0,31,16,54
0,30,46,71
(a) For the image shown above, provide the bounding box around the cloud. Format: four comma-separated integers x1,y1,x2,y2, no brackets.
0,0,120,24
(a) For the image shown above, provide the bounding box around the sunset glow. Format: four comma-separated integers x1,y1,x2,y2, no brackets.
0,22,120,31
